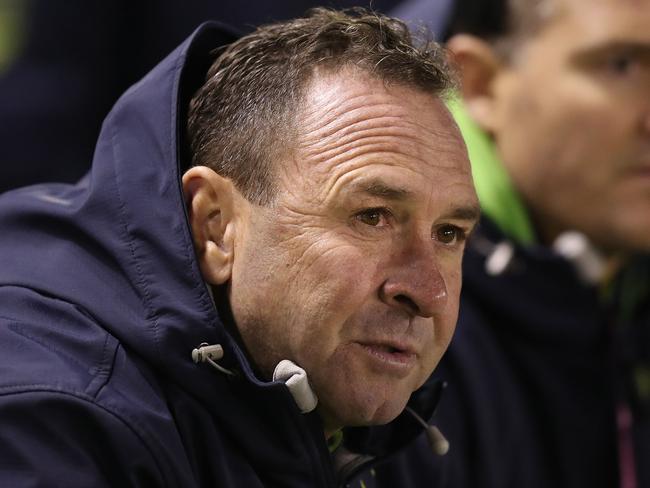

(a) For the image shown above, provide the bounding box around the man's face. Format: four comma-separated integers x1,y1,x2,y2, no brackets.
488,0,650,251
229,70,478,432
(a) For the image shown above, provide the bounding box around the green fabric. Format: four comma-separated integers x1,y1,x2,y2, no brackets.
327,429,344,453
0,0,27,75
448,97,536,245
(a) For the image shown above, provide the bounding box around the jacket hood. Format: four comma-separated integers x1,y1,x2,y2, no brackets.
0,22,258,398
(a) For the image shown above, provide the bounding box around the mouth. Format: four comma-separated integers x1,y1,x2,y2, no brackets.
355,340,418,376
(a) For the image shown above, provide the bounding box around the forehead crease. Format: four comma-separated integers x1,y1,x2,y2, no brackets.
299,124,470,201
302,128,468,189
288,76,471,203
317,151,426,202
299,123,425,166
296,101,462,170
321,158,473,207
322,166,420,203
299,96,412,144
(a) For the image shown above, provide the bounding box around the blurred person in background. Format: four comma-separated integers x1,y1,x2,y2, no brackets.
374,0,650,487
0,0,400,193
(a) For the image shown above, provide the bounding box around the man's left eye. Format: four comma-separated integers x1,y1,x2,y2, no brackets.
436,225,465,244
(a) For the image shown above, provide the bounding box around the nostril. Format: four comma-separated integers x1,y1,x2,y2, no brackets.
394,294,420,315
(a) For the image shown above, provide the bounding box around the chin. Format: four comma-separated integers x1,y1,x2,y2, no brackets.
318,384,412,429
596,210,650,253
624,230,650,253
594,227,650,255
363,399,408,426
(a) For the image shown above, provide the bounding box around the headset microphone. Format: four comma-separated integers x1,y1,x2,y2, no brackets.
405,406,450,456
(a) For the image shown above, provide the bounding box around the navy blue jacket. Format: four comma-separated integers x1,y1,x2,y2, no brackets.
0,23,435,487
374,218,650,487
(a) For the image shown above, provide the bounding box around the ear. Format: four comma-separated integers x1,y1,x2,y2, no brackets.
447,34,503,133
182,166,237,285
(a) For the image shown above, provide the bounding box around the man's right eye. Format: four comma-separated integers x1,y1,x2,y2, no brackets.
355,208,390,227
607,53,636,76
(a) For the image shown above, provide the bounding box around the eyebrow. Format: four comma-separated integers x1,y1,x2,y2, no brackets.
352,179,414,201
348,178,481,222
572,41,650,64
443,205,482,223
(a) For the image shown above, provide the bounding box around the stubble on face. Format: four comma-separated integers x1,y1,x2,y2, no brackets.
229,67,478,432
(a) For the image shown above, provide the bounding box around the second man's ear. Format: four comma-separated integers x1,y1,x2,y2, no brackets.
182,166,238,285
446,34,503,133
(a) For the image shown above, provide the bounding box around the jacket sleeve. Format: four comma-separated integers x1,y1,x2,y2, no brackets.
0,389,167,487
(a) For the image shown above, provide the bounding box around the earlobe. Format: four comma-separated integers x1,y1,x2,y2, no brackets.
447,34,502,132
182,166,236,285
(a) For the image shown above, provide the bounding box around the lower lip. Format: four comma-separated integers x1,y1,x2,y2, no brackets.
356,343,417,376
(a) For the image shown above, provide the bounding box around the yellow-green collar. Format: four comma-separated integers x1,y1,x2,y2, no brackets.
327,430,344,453
448,97,536,245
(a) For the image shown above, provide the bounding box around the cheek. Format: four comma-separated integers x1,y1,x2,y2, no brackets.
541,98,622,174
233,221,381,366
289,245,380,351
498,77,626,211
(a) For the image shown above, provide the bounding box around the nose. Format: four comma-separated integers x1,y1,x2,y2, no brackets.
379,240,448,318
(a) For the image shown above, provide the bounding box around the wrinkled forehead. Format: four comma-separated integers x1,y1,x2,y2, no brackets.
538,0,650,36
278,69,474,204
296,68,464,157
301,72,464,159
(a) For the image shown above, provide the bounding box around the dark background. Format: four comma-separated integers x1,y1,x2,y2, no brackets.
0,0,404,193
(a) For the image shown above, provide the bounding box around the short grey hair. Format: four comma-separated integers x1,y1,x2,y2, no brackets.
187,8,456,205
